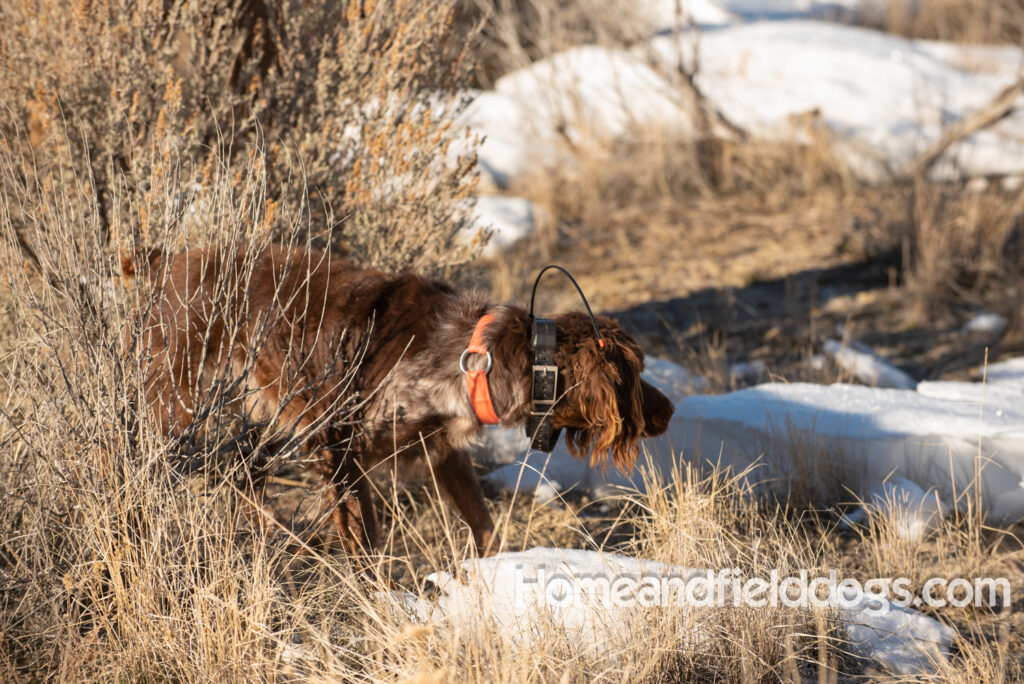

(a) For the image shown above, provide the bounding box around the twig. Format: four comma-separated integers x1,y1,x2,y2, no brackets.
666,2,746,143
267,475,311,489
908,77,1024,179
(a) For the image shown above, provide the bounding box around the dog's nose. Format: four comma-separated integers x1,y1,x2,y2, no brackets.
649,402,673,434
640,380,674,437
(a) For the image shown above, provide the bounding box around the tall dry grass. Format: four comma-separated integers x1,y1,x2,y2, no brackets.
905,179,1024,326
486,112,867,307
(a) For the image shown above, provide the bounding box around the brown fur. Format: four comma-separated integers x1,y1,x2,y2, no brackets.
125,244,674,556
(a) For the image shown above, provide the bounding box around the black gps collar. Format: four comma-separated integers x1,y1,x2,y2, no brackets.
525,265,604,452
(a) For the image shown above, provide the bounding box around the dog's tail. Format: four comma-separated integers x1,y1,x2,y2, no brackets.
119,247,163,282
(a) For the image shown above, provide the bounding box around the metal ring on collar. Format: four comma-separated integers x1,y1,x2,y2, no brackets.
459,348,493,374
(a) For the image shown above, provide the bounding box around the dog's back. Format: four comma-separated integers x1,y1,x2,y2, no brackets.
127,244,454,439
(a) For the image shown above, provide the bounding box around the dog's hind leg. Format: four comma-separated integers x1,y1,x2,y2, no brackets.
435,450,497,556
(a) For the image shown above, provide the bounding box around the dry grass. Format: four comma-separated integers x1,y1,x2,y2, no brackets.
459,0,653,86
863,0,1024,45
905,178,1024,324
488,123,865,303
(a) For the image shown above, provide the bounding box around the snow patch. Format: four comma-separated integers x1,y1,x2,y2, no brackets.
643,0,736,31
642,0,881,34
839,477,946,542
464,22,1024,191
485,461,563,505
641,356,709,403
835,587,955,675
398,548,954,676
464,196,537,257
729,359,766,384
986,356,1024,389
663,381,1024,522
961,312,1007,336
651,22,1024,182
463,45,692,187
717,0,874,21
823,338,917,389
479,359,1024,522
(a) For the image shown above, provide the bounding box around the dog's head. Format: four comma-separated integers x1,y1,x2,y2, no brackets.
549,312,674,473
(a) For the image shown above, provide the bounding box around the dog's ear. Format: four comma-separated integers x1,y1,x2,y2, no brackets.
119,247,163,282
563,334,645,474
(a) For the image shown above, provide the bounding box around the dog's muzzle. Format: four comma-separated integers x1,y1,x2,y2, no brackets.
525,317,562,452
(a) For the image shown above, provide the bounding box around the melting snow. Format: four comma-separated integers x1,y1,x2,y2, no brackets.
394,548,954,676
463,21,1024,189
482,356,1024,524
464,196,537,256
961,312,1008,336
823,338,917,389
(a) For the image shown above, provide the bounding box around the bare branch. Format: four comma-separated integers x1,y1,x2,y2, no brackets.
909,77,1024,179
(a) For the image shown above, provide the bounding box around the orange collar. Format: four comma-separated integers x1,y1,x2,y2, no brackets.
461,313,501,424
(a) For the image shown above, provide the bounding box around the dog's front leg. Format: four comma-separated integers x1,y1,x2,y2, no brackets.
435,450,498,556
328,476,380,556
313,438,380,555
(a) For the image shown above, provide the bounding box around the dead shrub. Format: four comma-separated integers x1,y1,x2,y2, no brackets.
0,143,336,679
0,0,481,276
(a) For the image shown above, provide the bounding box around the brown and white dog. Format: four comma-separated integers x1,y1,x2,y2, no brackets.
124,244,674,556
